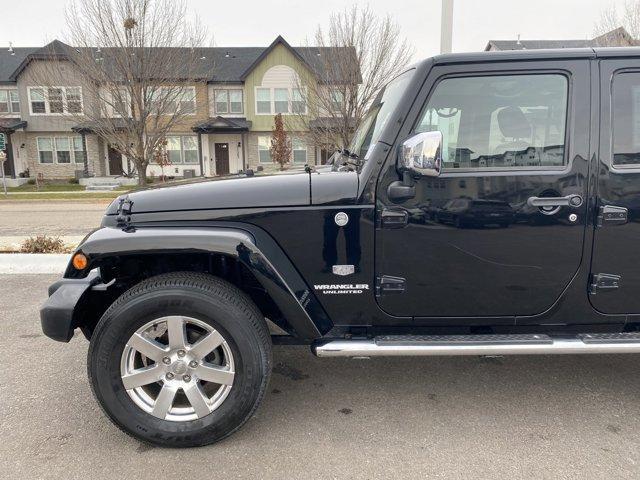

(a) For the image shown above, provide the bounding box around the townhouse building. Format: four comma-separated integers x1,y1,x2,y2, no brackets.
0,36,351,183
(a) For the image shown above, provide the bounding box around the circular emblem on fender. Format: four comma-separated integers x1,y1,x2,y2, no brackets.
334,212,349,227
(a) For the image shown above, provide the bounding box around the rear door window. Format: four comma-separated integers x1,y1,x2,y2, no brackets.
612,72,640,166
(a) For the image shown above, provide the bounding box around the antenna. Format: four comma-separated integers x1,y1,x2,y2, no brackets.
516,34,521,45
8,42,14,55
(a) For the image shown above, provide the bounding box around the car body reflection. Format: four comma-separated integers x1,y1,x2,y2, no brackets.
434,198,515,228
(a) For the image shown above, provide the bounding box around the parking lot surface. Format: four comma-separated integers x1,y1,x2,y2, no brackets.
3,274,640,479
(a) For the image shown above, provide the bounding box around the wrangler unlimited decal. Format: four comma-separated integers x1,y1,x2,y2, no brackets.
313,284,370,295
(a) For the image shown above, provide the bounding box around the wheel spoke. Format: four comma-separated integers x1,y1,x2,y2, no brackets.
122,365,162,390
189,330,224,359
166,316,187,350
195,363,235,386
127,333,168,362
151,384,178,419
183,383,211,418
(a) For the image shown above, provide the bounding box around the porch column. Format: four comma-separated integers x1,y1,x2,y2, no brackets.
197,131,204,177
3,131,16,179
81,132,89,177
241,132,246,171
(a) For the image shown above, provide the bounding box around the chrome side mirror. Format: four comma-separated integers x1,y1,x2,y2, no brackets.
400,131,443,177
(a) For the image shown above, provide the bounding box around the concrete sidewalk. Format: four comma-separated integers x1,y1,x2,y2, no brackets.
0,253,70,273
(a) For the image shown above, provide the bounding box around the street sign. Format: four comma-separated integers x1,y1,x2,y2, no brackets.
0,133,5,151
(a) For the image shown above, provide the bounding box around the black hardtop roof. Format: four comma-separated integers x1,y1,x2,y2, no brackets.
427,47,640,67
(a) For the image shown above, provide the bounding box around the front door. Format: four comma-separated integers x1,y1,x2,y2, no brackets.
590,59,640,313
375,60,591,321
107,145,122,176
214,143,229,175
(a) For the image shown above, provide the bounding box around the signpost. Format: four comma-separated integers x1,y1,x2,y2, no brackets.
0,151,6,196
0,133,6,196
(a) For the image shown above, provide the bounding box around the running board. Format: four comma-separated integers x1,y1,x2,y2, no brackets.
312,333,640,357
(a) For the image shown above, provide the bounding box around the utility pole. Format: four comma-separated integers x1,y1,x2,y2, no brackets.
440,0,454,54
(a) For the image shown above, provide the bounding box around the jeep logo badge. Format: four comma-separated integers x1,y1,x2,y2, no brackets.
334,212,349,226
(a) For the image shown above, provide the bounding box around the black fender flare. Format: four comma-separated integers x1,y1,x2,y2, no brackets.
65,226,332,341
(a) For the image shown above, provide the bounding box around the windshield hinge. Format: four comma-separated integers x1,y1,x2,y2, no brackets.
589,273,621,294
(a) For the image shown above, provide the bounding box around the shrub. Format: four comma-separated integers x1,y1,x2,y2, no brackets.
27,179,36,185
20,235,67,254
68,178,80,184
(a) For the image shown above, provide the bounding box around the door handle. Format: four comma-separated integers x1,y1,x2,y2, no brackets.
527,194,583,208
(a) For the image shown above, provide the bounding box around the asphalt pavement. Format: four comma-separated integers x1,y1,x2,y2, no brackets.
3,274,640,479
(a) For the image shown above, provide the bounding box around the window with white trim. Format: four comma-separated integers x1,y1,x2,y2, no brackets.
55,137,71,163
37,138,53,163
28,87,84,115
255,87,306,115
30,88,45,114
73,137,86,163
214,89,243,114
292,138,307,164
37,136,86,164
274,88,289,113
0,89,20,114
256,88,271,114
165,135,199,164
258,136,271,163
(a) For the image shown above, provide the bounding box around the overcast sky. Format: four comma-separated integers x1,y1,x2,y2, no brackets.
0,0,629,59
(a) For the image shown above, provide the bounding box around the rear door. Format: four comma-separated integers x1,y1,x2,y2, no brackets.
590,57,640,313
375,58,592,320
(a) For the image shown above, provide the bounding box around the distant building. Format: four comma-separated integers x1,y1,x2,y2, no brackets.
485,27,636,51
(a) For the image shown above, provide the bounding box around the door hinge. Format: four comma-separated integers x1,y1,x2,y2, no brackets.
376,275,406,296
589,273,621,294
597,205,627,227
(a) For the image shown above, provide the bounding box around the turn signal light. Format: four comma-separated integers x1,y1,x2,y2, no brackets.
72,252,88,270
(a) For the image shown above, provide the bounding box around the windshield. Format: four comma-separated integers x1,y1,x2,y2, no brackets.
346,68,416,161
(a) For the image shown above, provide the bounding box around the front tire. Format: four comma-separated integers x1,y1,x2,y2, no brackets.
87,272,271,447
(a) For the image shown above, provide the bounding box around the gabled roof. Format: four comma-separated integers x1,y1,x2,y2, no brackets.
0,47,38,84
238,35,311,80
9,40,73,81
2,36,359,84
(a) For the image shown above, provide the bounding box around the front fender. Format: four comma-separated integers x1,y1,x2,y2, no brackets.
64,226,332,341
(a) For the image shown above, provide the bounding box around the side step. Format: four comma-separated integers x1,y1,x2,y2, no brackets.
312,333,640,357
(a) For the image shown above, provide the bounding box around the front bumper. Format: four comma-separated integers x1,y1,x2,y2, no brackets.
40,271,101,342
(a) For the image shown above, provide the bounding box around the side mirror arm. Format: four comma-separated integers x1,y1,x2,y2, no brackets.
387,171,416,202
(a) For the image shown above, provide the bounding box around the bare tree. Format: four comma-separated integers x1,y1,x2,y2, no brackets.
33,0,210,185
594,1,640,46
293,5,413,153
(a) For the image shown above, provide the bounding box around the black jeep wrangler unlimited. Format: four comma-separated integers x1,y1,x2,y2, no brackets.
42,48,640,447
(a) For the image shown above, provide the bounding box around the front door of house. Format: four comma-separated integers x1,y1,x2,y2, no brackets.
107,145,123,176
214,143,229,175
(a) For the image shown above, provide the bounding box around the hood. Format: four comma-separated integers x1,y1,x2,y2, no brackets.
106,169,359,215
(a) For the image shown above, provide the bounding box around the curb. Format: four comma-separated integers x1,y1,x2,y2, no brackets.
0,253,70,274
